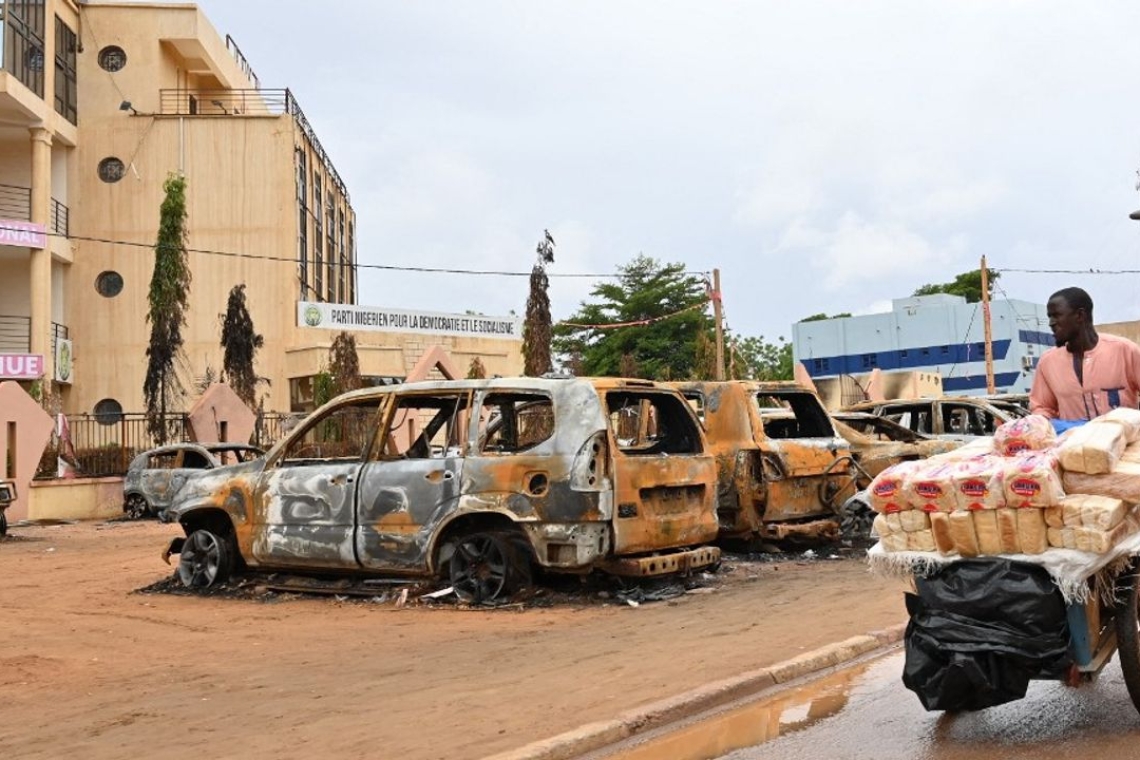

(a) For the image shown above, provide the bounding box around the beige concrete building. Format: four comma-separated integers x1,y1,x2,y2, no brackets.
0,1,523,427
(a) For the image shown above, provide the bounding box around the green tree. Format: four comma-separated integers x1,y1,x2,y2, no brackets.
219,283,264,407
733,335,794,381
327,331,362,397
799,312,852,322
522,231,555,376
553,255,712,379
143,174,192,444
912,268,999,303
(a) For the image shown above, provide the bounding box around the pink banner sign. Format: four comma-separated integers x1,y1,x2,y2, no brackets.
0,220,47,249
0,354,44,379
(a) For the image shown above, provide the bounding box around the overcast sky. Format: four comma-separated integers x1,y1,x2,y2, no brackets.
194,1,1140,343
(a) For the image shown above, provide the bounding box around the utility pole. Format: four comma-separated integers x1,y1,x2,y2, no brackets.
980,256,996,394
713,268,725,380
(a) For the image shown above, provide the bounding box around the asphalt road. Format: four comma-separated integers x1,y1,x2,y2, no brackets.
709,651,1140,760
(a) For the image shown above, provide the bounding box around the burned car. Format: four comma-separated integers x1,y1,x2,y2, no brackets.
163,377,721,602
829,411,962,487
123,442,264,520
671,381,856,543
841,396,1028,440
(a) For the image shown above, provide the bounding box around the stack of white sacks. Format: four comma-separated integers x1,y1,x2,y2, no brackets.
872,408,1140,557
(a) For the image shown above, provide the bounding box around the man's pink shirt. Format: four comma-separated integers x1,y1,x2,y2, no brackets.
1029,333,1140,420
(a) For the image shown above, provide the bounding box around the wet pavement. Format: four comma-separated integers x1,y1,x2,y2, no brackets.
605,651,1140,760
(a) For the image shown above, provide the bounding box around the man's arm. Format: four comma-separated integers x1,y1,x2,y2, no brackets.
1030,355,1059,419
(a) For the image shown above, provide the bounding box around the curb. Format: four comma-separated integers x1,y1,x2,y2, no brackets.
485,622,906,760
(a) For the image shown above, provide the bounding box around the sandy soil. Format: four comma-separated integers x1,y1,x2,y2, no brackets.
0,521,909,760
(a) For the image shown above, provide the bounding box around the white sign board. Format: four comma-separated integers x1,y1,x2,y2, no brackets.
297,302,522,340
55,338,73,384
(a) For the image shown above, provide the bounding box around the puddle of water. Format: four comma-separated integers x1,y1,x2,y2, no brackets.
606,655,893,760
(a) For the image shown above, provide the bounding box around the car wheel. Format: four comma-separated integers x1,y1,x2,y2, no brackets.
0,511,7,537
177,529,235,589
448,531,526,604
124,493,151,520
840,493,876,540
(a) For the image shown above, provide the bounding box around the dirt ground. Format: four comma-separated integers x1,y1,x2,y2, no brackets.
1,520,909,760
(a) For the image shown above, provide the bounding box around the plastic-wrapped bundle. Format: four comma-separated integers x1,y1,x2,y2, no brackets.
868,460,924,514
1100,407,1140,443
1046,514,1139,553
1056,421,1126,475
1063,460,1140,504
1044,493,1128,531
905,461,960,513
951,455,1006,510
1003,451,1065,508
993,414,1056,456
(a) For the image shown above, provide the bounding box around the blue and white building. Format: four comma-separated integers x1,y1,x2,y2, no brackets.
791,294,1051,396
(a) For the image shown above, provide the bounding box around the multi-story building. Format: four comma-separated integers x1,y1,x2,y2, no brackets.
792,293,1052,397
1,1,523,424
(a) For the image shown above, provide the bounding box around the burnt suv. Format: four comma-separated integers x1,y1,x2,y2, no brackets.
164,377,720,602
672,381,856,542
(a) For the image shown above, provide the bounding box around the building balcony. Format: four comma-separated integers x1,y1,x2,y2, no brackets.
0,183,70,237
0,315,68,354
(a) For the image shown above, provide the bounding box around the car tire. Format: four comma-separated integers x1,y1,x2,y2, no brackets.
448,531,529,604
0,511,7,537
177,528,236,589
840,493,876,540
124,493,151,520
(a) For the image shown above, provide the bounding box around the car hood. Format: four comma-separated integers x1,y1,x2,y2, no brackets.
166,459,265,520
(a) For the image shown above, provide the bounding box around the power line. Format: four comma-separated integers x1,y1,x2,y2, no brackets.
1,224,701,279
996,267,1140,275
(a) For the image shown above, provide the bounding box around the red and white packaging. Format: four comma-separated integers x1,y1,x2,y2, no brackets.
951,454,1006,510
904,460,960,513
1002,450,1065,508
993,414,1056,456
867,461,923,514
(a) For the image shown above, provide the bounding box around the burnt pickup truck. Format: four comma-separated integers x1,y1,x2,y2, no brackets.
671,381,857,542
164,377,721,602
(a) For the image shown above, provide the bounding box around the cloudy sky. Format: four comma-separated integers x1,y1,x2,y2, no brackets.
195,1,1140,343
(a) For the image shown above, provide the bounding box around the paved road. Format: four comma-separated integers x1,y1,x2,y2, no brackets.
709,651,1140,760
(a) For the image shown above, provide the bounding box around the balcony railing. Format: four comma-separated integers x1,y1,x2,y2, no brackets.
159,88,289,116
0,315,68,354
225,34,260,89
0,184,71,236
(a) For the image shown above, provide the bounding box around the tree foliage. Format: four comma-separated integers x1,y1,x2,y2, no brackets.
553,255,712,379
466,357,487,379
522,232,555,376
799,312,852,322
143,174,192,444
219,284,264,407
732,335,794,381
327,331,362,398
912,268,1000,303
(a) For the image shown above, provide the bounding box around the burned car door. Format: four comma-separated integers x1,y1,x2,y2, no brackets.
251,397,385,569
604,390,715,554
140,450,181,508
355,390,471,572
157,447,214,511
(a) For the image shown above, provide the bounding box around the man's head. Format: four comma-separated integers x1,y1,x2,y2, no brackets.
1047,287,1095,348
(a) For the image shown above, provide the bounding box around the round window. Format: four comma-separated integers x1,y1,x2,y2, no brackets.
95,271,123,298
98,157,125,183
93,398,124,426
98,46,127,72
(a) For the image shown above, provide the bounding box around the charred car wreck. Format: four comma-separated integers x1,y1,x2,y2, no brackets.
672,381,857,543
163,378,721,602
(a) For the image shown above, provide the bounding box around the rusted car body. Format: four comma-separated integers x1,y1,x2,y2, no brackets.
671,381,855,542
164,377,720,601
829,411,962,488
841,396,1028,440
122,442,264,520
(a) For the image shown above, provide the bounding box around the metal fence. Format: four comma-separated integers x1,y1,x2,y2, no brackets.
35,410,296,479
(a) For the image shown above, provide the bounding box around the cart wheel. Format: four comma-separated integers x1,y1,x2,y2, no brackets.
1114,559,1140,714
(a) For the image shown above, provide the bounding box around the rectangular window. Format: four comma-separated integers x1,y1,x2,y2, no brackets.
337,207,346,304
296,150,308,297
5,0,46,97
53,17,77,124
313,173,323,300
347,220,355,304
326,195,336,302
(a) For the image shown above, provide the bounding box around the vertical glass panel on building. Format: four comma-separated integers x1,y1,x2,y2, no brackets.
4,0,47,97
53,16,77,123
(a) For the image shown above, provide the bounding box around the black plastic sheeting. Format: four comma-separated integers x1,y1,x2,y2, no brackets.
902,559,1072,712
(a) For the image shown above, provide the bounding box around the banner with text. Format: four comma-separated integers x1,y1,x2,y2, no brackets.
298,302,522,340
0,220,47,249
